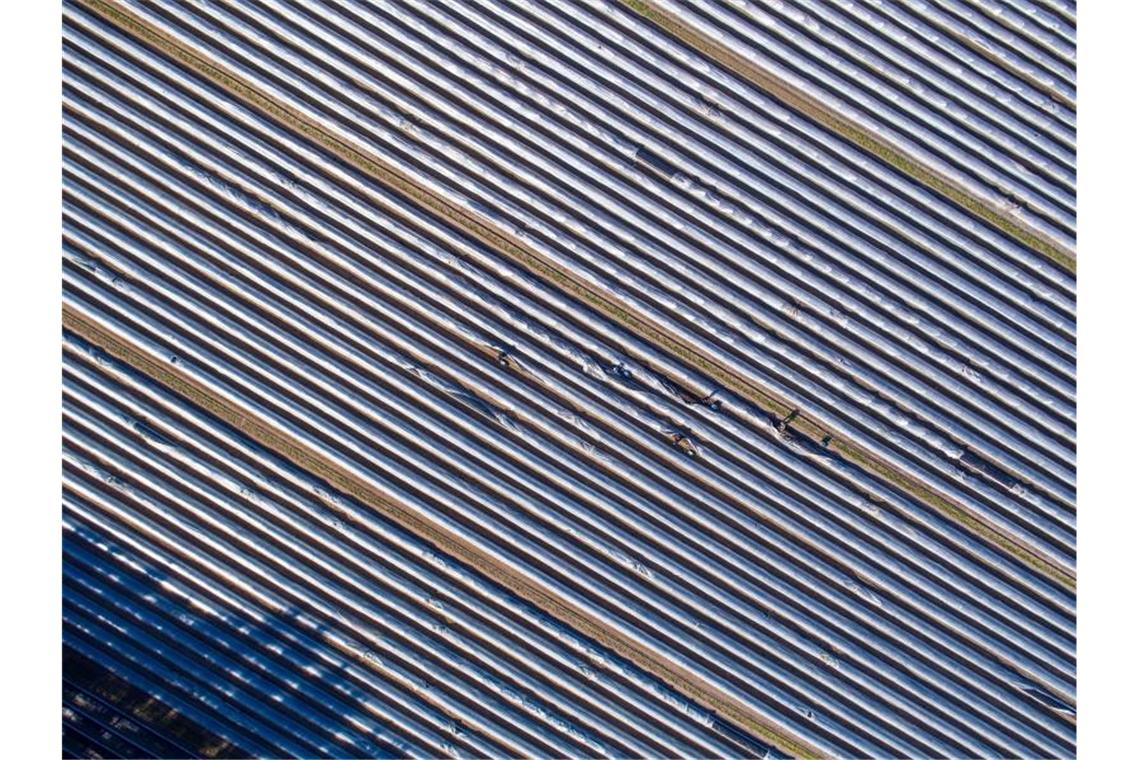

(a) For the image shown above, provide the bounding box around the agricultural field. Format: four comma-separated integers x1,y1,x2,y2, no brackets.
62,0,1076,757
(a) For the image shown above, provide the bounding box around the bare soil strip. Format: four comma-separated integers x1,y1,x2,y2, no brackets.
618,0,1076,274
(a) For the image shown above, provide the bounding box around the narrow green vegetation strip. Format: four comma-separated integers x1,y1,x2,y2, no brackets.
618,0,1075,274
830,439,1073,589
619,0,1076,590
